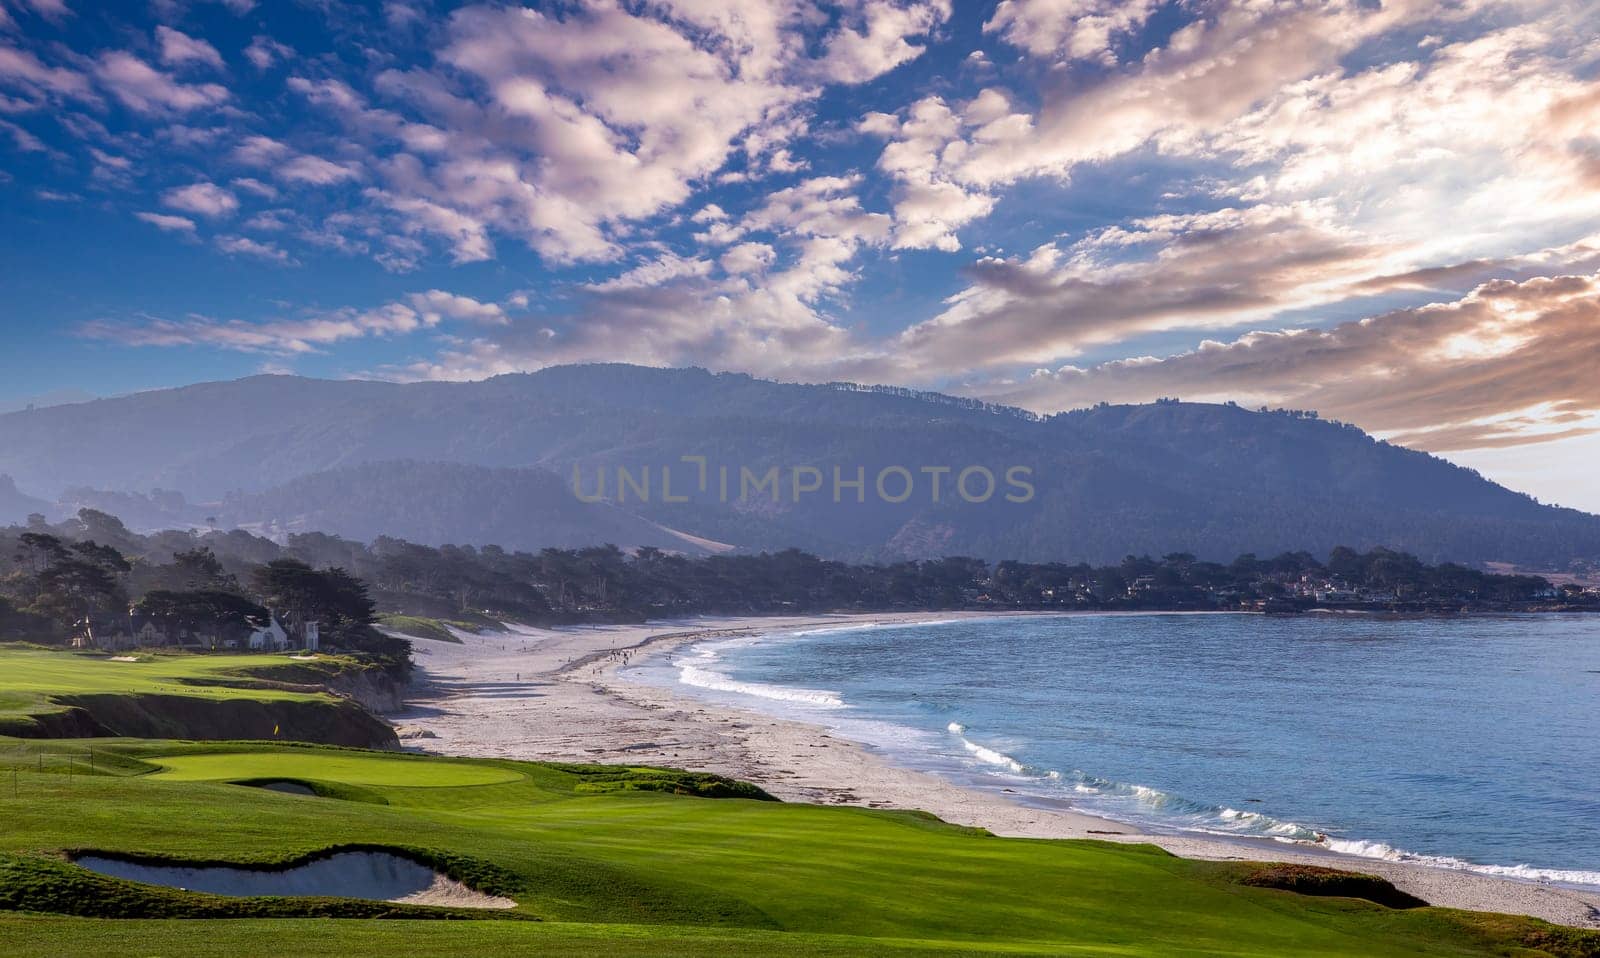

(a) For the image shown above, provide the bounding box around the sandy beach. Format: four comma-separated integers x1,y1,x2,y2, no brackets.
392,613,1600,929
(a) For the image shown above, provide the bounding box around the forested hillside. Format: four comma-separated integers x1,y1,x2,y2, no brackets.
0,366,1596,567
0,510,1575,651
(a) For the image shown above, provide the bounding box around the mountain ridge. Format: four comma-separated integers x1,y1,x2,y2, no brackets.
0,365,1593,567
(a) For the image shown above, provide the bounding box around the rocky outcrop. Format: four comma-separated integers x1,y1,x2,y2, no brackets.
321,669,407,714
0,705,108,739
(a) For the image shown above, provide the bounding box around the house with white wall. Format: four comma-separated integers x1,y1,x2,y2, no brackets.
247,616,290,651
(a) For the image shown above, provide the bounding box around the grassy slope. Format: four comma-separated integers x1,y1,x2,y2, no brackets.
0,741,1593,957
0,648,333,720
375,615,472,644
0,648,395,747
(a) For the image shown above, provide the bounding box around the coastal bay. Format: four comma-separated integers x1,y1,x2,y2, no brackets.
393,612,1600,929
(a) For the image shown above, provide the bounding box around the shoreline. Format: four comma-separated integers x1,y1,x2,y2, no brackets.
392,611,1600,929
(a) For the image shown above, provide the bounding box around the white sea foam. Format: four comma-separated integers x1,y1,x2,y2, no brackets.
677,665,845,708
1316,838,1600,887
922,743,1600,889
784,618,966,638
1072,776,1600,889
959,738,1026,773
943,726,1029,774
673,638,845,709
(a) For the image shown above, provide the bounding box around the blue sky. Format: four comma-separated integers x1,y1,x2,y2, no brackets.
2,0,1600,510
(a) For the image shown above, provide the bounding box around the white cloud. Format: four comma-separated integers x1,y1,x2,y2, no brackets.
155,26,224,70
393,176,898,384
17,0,70,23
406,289,507,325
162,181,238,217
865,96,1000,251
813,0,952,84
894,203,1395,373
720,241,777,275
365,187,494,264
384,2,425,29
231,176,277,198
691,204,729,223
0,43,96,102
215,234,292,263
230,134,288,166
79,289,510,353
88,147,131,170
984,0,1159,65
93,51,228,113
585,252,713,292
989,269,1600,454
135,211,197,232
277,153,361,185
243,35,292,70
874,1,1453,206
2,119,45,151
295,0,951,267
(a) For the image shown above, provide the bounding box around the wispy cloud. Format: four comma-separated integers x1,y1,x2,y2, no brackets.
986,266,1600,452
215,234,292,263
135,210,196,232
79,290,510,352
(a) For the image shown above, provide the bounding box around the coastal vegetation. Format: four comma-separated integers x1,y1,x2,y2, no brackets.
0,739,1596,957
0,508,1589,661
0,510,409,674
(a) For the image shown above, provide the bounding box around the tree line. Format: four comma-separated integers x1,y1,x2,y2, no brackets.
0,510,408,673
1,510,1581,666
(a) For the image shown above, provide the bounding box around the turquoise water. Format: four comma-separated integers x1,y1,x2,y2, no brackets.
631,613,1600,886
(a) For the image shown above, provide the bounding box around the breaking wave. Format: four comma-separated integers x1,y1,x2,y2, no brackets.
674,639,845,709
944,724,1600,889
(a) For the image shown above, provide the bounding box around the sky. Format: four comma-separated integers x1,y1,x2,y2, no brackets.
1,0,1599,510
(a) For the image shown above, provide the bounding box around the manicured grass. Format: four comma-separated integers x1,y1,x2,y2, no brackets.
0,648,329,723
0,647,396,747
0,917,1178,956
0,740,1594,957
148,752,525,787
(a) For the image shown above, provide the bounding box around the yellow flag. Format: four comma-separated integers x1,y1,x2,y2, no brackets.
273,724,280,736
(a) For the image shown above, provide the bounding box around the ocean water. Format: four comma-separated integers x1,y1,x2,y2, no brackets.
627,613,1600,887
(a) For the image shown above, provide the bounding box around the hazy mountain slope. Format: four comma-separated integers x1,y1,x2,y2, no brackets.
0,365,1594,566
0,476,50,525
217,461,714,555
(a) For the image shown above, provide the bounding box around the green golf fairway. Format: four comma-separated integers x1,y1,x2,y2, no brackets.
0,647,398,747
1,740,1594,957
0,649,326,717
147,751,524,787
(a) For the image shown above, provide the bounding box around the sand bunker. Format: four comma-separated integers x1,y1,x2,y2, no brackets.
250,780,318,796
74,850,516,909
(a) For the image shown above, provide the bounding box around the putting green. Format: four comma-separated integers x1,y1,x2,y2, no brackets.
148,752,524,788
